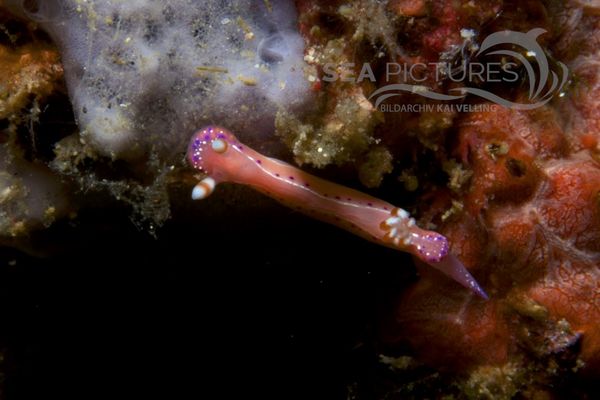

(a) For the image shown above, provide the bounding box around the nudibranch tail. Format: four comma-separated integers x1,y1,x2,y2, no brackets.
379,207,487,299
425,255,489,300
186,125,488,299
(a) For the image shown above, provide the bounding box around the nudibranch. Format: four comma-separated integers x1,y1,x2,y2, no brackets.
187,126,488,299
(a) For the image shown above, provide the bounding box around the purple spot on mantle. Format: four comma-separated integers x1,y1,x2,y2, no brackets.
367,202,373,207
289,176,295,180
203,134,210,140
275,173,280,177
256,160,262,164
335,196,341,200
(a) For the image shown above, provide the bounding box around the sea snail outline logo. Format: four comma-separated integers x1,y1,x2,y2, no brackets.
368,29,569,110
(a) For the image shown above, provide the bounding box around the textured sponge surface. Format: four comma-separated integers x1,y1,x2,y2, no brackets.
8,0,312,160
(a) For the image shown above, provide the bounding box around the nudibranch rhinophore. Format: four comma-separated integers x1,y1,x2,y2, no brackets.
187,126,488,299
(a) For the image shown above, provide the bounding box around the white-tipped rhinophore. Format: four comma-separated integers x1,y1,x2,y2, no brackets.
192,177,217,200
211,139,228,153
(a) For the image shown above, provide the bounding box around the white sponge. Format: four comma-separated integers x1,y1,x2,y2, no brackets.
7,0,314,161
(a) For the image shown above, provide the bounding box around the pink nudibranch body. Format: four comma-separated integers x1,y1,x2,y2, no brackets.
187,126,488,299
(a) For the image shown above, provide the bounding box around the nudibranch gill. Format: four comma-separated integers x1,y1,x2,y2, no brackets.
187,126,488,299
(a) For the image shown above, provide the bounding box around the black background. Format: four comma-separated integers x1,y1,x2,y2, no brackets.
0,191,414,400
